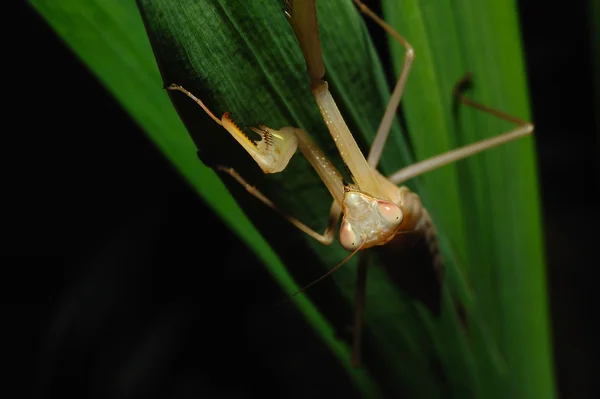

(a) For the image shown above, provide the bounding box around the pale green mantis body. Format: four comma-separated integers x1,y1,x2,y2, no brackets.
167,0,533,367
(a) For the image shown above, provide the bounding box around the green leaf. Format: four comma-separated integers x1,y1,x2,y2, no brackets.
383,0,554,397
30,0,554,397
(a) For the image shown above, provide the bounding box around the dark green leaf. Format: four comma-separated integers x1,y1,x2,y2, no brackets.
31,0,554,397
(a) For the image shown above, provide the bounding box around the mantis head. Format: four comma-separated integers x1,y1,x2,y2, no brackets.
339,189,404,252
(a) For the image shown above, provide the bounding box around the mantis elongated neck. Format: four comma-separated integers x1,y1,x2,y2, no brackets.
312,81,384,199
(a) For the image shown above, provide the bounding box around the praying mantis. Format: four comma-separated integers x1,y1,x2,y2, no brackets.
165,0,533,367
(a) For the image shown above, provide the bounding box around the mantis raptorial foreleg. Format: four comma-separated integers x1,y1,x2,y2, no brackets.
166,84,344,246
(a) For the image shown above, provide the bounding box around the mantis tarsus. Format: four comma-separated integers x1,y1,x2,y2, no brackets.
167,0,533,367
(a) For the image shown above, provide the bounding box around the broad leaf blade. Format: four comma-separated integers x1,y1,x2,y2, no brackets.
138,0,486,397
383,0,553,397
29,0,382,396
31,0,554,397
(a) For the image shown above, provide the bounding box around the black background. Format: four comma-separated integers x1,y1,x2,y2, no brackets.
5,1,598,398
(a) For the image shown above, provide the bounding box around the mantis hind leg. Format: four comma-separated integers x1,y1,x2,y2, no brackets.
387,74,534,185
452,72,534,127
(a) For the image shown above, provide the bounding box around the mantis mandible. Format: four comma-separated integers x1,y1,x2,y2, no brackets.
167,0,533,367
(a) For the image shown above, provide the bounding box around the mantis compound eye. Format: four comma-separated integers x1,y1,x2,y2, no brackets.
376,201,403,226
340,220,360,252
